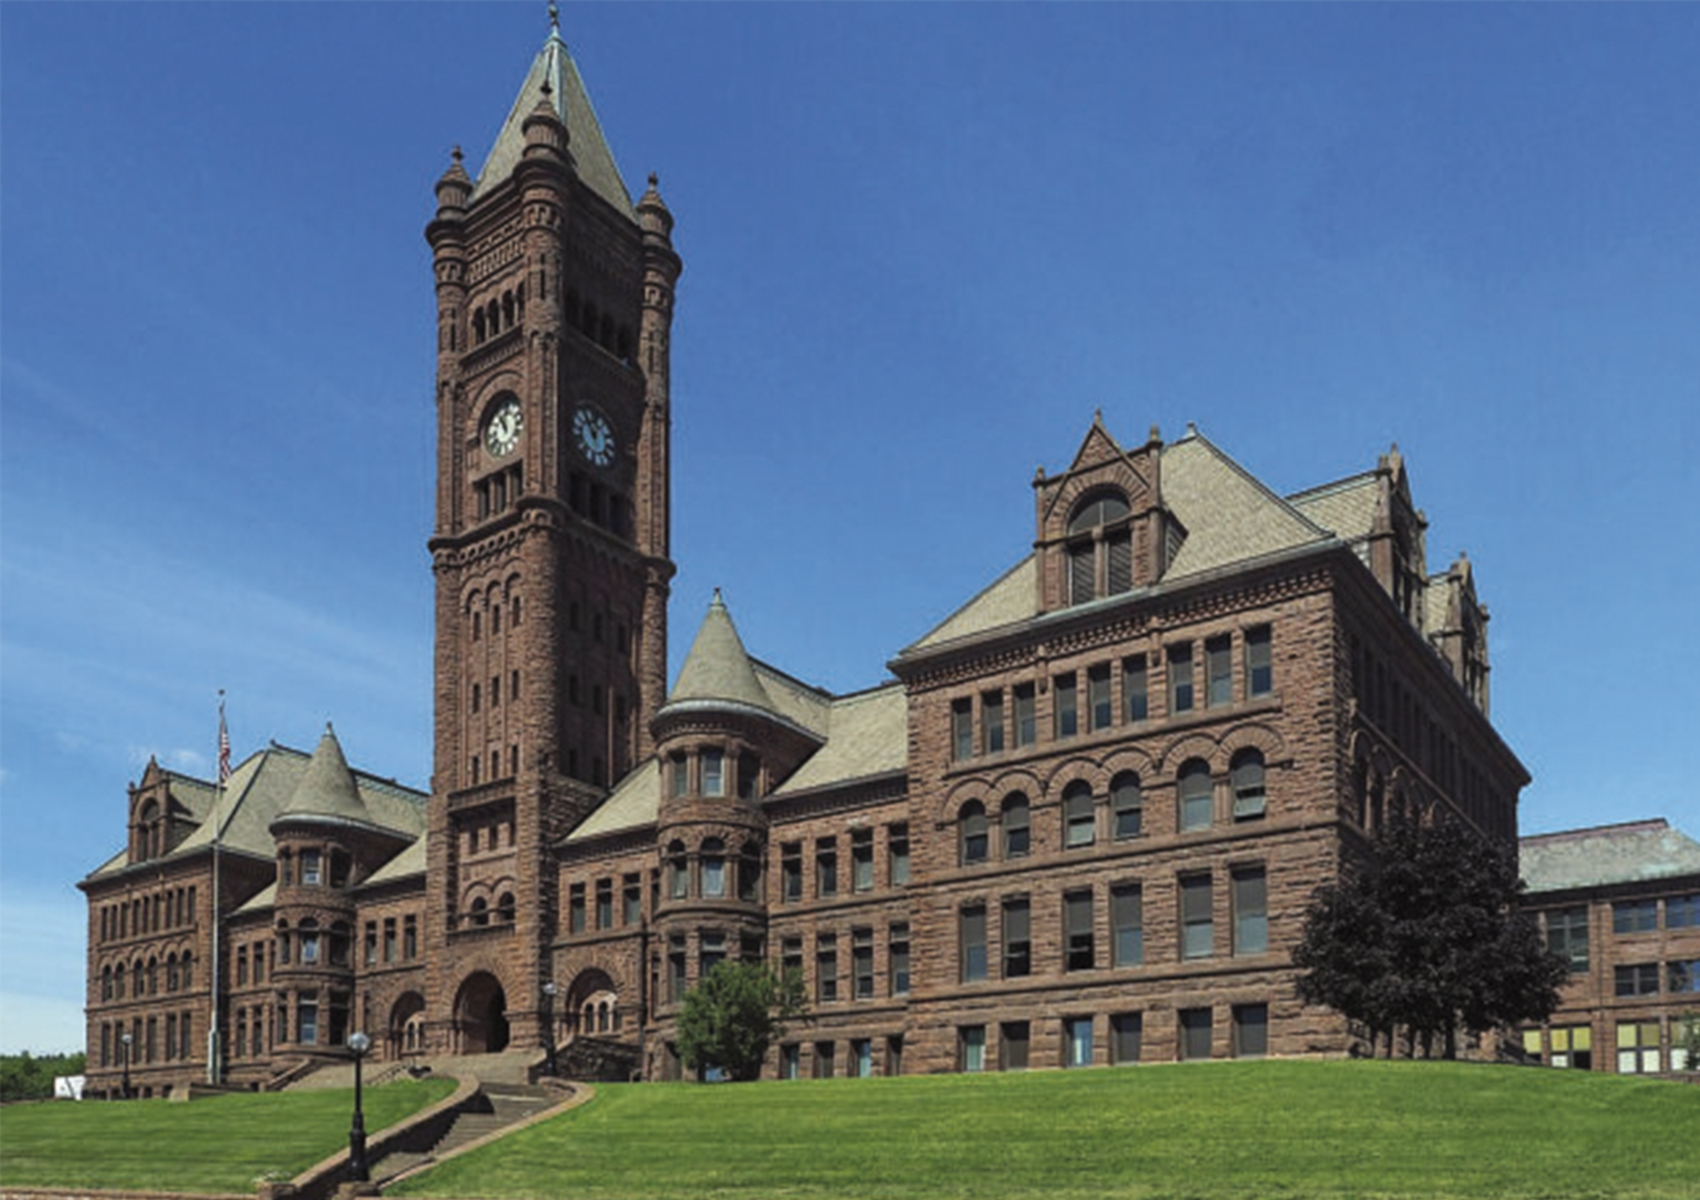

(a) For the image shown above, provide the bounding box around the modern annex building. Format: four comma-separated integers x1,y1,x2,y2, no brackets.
81,18,1533,1095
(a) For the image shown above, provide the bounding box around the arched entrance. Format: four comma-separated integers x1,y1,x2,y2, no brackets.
565,968,621,1039
388,991,426,1059
454,972,510,1054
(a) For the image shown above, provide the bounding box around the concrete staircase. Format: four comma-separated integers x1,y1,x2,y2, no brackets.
368,1081,558,1186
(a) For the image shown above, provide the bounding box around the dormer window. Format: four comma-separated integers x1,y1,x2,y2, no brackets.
1066,491,1134,605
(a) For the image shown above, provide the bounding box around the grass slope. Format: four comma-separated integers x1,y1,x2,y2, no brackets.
391,1061,1699,1200
0,1077,455,1194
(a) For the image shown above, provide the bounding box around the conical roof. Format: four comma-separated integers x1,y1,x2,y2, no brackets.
272,724,374,829
472,16,633,215
668,590,774,713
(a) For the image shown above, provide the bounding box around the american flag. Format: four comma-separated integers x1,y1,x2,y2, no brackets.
217,693,231,785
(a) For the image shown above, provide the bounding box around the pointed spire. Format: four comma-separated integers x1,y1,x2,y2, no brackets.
669,591,774,712
273,723,373,828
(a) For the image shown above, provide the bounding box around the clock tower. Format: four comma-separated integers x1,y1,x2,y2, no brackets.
421,15,680,1055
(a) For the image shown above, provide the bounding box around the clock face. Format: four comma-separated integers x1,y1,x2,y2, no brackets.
484,397,523,458
573,404,616,468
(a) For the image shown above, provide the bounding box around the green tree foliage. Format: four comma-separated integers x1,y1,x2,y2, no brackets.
1293,817,1568,1058
0,1053,87,1102
675,960,807,1082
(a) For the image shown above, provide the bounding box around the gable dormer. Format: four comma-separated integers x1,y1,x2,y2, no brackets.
1367,444,1429,628
126,758,195,864
1033,417,1172,613
1428,552,1492,714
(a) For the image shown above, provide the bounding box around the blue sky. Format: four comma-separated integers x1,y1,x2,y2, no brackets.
3,2,1697,1053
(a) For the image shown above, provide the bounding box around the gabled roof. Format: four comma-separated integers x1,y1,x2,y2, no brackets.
1521,820,1700,893
472,18,633,216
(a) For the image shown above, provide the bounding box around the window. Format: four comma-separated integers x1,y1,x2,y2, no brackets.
1545,908,1590,973
700,931,726,978
853,928,875,1000
1178,759,1213,831
961,906,988,983
889,923,911,995
623,874,642,925
1231,750,1267,820
960,801,989,866
1616,1021,1662,1074
1206,635,1232,707
780,1044,800,1080
297,993,319,1046
701,839,727,899
667,843,688,900
1246,626,1273,696
960,1025,986,1073
1167,644,1194,714
702,749,725,797
982,691,1005,754
816,838,838,898
1065,890,1095,972
1112,884,1144,967
299,921,320,964
1233,1004,1269,1058
1613,899,1658,934
781,843,803,902
1067,492,1133,604
852,829,874,892
852,1039,873,1078
1668,893,1700,928
1002,1022,1030,1071
1014,685,1037,748
1181,874,1213,959
1002,794,1031,858
1547,1024,1592,1070
668,937,687,1002
596,878,614,928
1111,772,1142,839
403,915,418,960
569,884,587,933
1003,898,1031,979
1614,963,1660,997
816,935,838,1003
1065,1017,1094,1068
1089,664,1113,731
1232,866,1268,956
1064,782,1095,848
814,1042,835,1079
1054,673,1078,739
1112,1013,1143,1065
738,752,761,800
1123,655,1149,723
300,851,322,886
781,936,803,983
1670,959,1700,994
888,824,910,886
1180,1007,1213,1060
670,753,688,798
382,918,397,963
951,698,973,761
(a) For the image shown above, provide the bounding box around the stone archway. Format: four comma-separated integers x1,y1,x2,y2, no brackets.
389,991,426,1059
565,967,620,1039
454,971,510,1054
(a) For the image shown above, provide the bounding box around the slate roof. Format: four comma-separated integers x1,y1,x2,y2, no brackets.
472,20,633,216
1521,820,1700,894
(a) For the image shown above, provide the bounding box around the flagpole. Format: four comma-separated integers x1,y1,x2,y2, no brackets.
208,691,230,1086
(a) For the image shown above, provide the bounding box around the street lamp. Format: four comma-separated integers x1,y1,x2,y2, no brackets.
120,1031,133,1100
541,981,559,1077
347,1031,372,1182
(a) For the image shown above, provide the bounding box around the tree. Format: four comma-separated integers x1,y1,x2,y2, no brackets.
1293,817,1568,1059
675,960,807,1082
0,1052,87,1102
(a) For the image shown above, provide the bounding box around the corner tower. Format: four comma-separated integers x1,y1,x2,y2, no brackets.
423,14,680,1055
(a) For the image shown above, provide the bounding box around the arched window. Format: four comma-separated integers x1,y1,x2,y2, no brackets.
1063,781,1095,848
497,892,516,923
1231,750,1267,820
959,801,989,866
114,962,126,999
469,897,489,928
667,841,689,900
1066,490,1134,605
1002,794,1031,858
180,950,193,989
702,838,727,898
166,954,178,992
1178,759,1213,831
1112,772,1143,839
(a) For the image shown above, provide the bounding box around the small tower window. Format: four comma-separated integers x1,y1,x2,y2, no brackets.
1065,491,1134,605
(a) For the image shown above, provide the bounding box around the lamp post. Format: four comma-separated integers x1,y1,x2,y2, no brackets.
542,981,558,1077
120,1030,133,1100
347,1031,371,1182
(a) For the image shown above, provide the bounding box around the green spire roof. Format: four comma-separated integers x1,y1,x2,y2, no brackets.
472,17,633,215
668,590,775,713
273,724,373,828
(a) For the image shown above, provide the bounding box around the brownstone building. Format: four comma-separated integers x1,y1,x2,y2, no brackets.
79,18,1531,1094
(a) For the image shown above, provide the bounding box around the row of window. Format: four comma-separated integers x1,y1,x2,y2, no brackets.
276,848,352,889
469,282,526,347
274,988,351,1049
98,952,195,1001
467,743,522,786
1541,894,1700,974
1521,1019,1695,1075
98,886,197,944
563,288,635,363
668,747,762,801
780,825,910,903
958,868,1269,983
274,919,352,968
955,755,1267,869
570,873,647,933
363,915,422,966
467,586,522,641
960,1003,1268,1071
949,628,1273,763
1613,960,1700,998
96,1013,195,1069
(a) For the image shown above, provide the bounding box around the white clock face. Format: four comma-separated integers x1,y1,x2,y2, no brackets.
484,398,523,457
574,405,616,468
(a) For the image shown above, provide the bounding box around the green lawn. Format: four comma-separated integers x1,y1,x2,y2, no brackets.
0,1076,455,1194
391,1061,1700,1200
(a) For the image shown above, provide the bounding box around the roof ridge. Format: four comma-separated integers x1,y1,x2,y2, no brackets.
1522,818,1671,844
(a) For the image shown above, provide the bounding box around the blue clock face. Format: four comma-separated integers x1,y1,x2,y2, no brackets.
574,405,615,468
